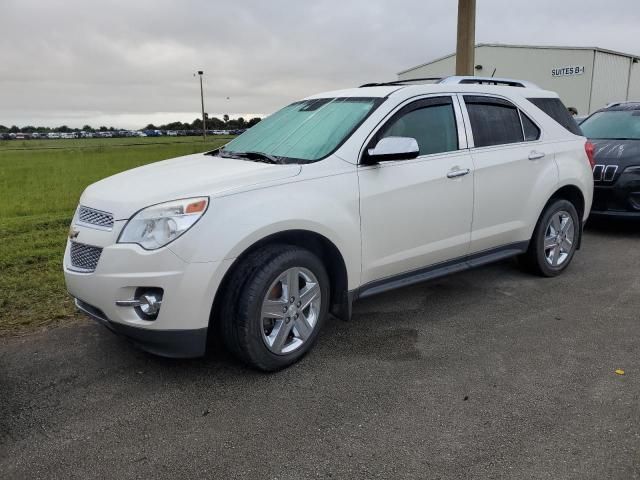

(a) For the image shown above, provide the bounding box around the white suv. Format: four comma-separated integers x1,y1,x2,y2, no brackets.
64,77,594,370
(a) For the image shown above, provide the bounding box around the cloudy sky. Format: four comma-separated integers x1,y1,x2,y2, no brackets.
1,0,638,129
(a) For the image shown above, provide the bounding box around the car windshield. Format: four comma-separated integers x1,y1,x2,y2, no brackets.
222,97,382,162
580,110,640,140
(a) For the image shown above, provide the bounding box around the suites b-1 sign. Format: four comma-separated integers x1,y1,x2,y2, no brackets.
552,65,585,77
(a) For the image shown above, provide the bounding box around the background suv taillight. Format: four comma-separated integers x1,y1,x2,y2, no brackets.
585,141,596,168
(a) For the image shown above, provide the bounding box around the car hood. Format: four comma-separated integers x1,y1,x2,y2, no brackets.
591,139,640,168
80,153,301,220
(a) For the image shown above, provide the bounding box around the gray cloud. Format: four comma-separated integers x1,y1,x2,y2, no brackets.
1,0,638,128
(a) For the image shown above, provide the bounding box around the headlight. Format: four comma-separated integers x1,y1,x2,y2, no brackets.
118,197,209,250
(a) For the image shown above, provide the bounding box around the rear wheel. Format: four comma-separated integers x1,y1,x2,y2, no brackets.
521,199,580,277
220,245,330,371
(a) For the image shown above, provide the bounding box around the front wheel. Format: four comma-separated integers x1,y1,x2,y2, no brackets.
220,245,330,371
520,199,580,277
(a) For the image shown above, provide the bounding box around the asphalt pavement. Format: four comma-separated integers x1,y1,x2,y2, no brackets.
1,221,639,479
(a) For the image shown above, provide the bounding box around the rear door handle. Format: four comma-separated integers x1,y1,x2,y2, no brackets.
528,151,545,161
446,168,471,179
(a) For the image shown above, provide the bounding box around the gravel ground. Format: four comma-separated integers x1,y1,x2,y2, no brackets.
1,221,639,479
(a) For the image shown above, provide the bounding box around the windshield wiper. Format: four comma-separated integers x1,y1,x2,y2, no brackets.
233,151,283,164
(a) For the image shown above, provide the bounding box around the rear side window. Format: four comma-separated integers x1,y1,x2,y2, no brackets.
464,96,523,147
377,97,458,156
521,112,541,141
527,97,582,136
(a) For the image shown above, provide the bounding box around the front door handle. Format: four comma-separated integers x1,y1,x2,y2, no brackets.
447,168,471,179
528,151,545,161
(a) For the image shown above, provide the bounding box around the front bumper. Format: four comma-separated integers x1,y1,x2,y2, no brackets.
591,168,640,219
589,209,640,219
75,298,208,358
63,225,232,358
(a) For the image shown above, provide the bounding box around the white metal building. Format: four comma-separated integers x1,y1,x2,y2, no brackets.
398,44,640,115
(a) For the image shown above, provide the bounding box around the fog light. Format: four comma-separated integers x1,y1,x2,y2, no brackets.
115,288,164,320
139,293,162,316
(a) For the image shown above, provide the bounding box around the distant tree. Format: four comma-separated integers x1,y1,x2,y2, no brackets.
9,125,20,133
0,125,7,132
82,125,93,132
223,114,229,123
144,124,158,130
21,126,36,133
236,117,246,128
247,117,262,127
99,126,108,131
207,117,225,129
58,125,70,133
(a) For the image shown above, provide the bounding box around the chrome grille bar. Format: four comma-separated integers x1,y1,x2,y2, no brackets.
69,242,103,272
78,206,114,230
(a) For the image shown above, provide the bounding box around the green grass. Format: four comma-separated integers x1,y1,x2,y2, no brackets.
0,135,226,151
0,136,232,335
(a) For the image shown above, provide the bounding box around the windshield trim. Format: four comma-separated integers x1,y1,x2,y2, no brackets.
222,97,387,164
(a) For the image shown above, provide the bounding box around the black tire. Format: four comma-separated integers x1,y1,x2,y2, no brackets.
520,198,581,277
220,244,330,371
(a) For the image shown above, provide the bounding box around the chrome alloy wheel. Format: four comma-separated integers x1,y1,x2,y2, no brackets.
260,267,322,355
543,210,575,267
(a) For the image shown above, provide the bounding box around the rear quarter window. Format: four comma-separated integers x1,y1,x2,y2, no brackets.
527,97,583,136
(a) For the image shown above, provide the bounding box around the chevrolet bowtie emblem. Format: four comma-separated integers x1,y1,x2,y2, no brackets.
68,227,80,240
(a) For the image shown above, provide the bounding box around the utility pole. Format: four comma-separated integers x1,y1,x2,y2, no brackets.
455,0,476,76
197,70,206,141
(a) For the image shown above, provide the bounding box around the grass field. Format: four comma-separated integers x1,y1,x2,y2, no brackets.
0,136,233,335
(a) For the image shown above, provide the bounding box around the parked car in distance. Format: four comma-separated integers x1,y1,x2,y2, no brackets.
64,77,593,371
167,130,178,136
581,101,640,219
47,132,60,139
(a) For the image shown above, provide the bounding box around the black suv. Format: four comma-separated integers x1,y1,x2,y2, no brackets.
581,102,640,218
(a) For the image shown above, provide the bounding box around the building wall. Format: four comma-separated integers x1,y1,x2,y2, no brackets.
590,51,632,111
627,60,640,101
398,45,605,114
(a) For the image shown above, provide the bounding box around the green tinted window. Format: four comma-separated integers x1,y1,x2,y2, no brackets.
580,110,640,140
224,97,381,162
380,103,458,155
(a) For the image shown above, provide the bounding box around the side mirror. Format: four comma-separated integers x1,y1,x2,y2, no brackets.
363,136,420,164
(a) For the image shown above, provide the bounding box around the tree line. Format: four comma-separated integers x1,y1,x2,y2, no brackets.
0,115,262,133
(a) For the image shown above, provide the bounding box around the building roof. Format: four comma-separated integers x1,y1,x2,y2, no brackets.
398,43,640,76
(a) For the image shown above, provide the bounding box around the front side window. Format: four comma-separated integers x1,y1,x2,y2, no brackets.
580,110,640,140
464,96,524,147
223,97,382,162
376,98,459,156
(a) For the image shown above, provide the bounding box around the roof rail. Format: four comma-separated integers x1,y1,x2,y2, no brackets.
359,77,442,87
439,76,540,88
359,75,540,89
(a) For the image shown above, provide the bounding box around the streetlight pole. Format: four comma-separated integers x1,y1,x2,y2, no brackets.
197,70,206,141
455,0,476,76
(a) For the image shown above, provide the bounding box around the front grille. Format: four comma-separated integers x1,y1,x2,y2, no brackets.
78,205,114,229
70,242,103,272
593,164,619,183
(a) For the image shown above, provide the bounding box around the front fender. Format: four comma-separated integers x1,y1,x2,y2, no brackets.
169,170,362,290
